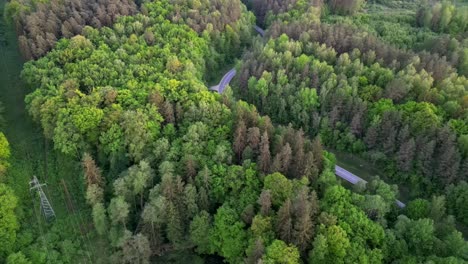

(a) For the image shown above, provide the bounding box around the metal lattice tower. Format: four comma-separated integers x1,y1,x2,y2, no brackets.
30,176,56,222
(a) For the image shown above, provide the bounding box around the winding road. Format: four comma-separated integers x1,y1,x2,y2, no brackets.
210,68,237,93
210,26,265,94
254,25,265,37
212,24,406,208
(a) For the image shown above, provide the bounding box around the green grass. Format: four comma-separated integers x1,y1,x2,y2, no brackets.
0,1,108,261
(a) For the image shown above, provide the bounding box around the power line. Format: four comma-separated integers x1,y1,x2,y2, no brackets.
29,176,56,221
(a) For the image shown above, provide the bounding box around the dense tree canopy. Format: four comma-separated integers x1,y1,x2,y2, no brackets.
237,30,467,195
4,0,138,59
3,0,468,262
0,184,18,258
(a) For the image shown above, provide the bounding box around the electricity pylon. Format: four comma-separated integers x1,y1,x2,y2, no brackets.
30,176,56,222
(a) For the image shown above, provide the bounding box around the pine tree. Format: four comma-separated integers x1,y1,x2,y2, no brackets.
120,233,151,264
276,199,293,243
166,201,184,247
291,130,305,178
189,211,213,254
304,152,319,183
82,152,103,187
92,202,108,235
292,188,315,252
246,238,265,264
282,143,293,175
184,184,199,220
436,128,461,184
312,137,324,171
198,186,210,212
417,139,435,179
397,138,416,172
259,131,271,173
247,127,261,153
163,100,175,124
234,120,247,161
364,125,379,150
258,190,272,216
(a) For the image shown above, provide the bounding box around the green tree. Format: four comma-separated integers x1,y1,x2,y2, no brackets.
0,184,19,257
166,201,184,247
108,196,129,228
308,225,350,264
447,182,468,225
264,172,292,206
406,199,430,220
6,252,32,264
210,205,247,263
120,233,151,264
190,211,213,254
92,203,108,235
0,133,10,179
128,160,154,208
263,240,300,264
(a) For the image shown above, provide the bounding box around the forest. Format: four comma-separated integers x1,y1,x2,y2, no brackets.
0,0,467,263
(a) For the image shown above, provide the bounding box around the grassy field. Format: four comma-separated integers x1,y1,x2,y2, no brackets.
0,1,107,261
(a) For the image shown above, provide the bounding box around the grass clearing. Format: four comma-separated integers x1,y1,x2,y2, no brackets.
0,1,108,261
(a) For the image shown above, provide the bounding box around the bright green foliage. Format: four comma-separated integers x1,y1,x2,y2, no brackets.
22,1,209,158
0,184,19,258
263,172,292,206
308,225,350,264
237,24,468,196
446,181,468,225
108,196,129,227
190,211,213,254
320,185,385,262
169,0,254,78
416,2,468,35
0,133,10,180
11,0,468,263
92,203,108,236
405,198,430,220
394,216,435,256
211,205,248,263
6,252,32,264
251,215,275,243
263,240,300,264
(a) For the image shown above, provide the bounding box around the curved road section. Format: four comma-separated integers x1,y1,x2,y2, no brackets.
254,25,265,37
335,165,406,208
210,26,265,94
214,25,405,209
335,165,366,185
210,68,236,94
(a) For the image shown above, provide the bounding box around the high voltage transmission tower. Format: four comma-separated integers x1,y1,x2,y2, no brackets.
30,176,56,222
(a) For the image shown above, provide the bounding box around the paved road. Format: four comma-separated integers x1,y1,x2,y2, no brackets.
210,68,236,94
214,23,406,209
254,25,265,37
335,165,406,208
335,165,366,185
210,26,264,94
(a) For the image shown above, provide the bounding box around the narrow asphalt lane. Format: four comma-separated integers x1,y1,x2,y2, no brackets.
211,68,236,93
254,25,265,37
215,24,405,209
335,165,406,208
211,25,264,94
